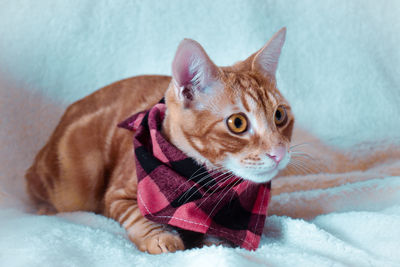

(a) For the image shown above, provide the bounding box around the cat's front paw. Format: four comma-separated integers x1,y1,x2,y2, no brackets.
139,232,185,254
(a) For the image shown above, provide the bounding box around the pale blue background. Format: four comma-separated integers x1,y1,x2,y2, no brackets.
1,0,399,144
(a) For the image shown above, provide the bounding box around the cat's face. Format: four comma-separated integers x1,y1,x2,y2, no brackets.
164,28,292,183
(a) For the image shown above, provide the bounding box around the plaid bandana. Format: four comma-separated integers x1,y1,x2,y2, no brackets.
118,102,271,251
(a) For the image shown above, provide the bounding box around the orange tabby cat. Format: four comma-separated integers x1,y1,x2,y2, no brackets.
25,28,400,254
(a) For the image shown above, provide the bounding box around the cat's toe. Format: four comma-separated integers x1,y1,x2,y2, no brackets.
141,232,184,254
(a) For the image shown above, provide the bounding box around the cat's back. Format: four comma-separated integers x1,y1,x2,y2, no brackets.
26,75,171,212
42,75,171,162
47,75,171,145
62,75,171,124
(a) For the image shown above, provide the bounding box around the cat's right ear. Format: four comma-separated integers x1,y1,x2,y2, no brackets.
172,39,220,108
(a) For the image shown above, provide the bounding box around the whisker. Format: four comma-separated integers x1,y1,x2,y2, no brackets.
291,154,319,167
289,158,321,174
290,150,327,173
287,160,311,174
290,142,314,150
292,156,324,173
285,164,300,175
201,174,234,198
242,180,251,196
287,163,305,174
227,179,246,207
290,151,315,159
290,158,313,170
180,169,231,203
205,177,242,222
188,165,224,182
196,173,234,210
172,167,206,194
177,167,224,202
170,166,223,201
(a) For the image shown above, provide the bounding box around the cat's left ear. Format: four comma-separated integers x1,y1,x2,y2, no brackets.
172,39,220,107
252,27,286,78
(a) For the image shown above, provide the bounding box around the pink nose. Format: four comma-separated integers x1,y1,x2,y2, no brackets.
267,146,286,163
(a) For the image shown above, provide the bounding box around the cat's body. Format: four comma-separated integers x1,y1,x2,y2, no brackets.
26,75,169,213
25,28,400,254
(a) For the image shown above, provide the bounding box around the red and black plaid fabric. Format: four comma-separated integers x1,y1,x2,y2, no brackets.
118,102,271,251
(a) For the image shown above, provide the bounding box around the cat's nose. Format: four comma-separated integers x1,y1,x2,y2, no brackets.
266,146,286,163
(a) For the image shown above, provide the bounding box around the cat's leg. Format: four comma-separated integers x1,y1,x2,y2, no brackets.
105,184,185,254
50,130,106,213
50,151,104,213
106,189,184,253
104,148,184,254
26,121,107,214
26,150,103,214
25,149,58,215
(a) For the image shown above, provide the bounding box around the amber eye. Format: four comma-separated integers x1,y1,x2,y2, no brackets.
274,106,288,127
227,113,248,134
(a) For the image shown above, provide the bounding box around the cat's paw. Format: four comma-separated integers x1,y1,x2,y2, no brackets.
139,232,185,254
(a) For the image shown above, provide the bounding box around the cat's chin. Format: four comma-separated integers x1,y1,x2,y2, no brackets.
233,168,279,184
222,156,290,183
220,153,291,184
222,161,279,183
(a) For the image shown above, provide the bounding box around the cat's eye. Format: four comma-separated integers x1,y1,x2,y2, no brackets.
227,113,248,134
274,106,288,127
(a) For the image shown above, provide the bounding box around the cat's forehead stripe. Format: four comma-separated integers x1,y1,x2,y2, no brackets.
240,93,251,112
267,91,277,106
248,87,271,120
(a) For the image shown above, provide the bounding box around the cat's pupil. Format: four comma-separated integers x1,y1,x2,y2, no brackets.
234,117,242,128
276,110,282,121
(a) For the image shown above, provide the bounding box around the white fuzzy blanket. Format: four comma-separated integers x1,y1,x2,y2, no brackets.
1,1,400,266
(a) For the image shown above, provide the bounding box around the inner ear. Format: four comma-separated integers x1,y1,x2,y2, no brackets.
181,87,194,101
172,39,220,107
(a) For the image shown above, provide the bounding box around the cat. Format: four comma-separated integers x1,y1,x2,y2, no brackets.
25,27,400,254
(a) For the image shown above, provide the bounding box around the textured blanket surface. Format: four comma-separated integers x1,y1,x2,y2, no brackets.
1,1,400,266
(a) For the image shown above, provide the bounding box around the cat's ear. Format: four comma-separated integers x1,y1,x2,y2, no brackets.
172,39,220,107
252,27,286,78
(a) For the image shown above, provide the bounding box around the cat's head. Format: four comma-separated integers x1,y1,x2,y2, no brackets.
164,28,293,183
